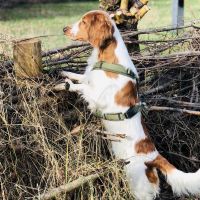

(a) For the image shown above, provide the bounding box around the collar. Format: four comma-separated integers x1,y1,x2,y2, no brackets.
95,103,146,121
92,61,138,80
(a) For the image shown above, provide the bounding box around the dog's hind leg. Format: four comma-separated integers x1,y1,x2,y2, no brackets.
125,162,160,200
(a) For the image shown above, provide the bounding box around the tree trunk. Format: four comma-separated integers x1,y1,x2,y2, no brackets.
99,0,148,53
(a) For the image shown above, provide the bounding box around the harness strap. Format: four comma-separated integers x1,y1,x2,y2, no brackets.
93,61,138,80
95,103,146,121
91,61,144,121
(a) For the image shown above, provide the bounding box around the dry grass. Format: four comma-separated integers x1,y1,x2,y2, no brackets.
0,56,133,199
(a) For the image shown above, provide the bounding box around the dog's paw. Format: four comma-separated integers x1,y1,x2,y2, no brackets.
64,78,73,84
60,71,70,78
64,78,74,91
53,83,66,91
60,71,75,79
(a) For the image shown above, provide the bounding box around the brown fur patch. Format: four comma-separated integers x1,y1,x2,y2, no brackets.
115,81,138,107
66,11,120,80
145,155,175,174
98,37,119,79
65,11,121,79
146,167,158,185
65,11,115,48
135,137,156,154
98,38,118,64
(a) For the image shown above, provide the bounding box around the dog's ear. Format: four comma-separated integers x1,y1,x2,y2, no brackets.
88,14,114,48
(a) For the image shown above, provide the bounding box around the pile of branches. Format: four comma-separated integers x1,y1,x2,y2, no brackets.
1,22,200,200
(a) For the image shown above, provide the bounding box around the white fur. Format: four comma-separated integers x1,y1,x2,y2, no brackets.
57,11,200,200
104,113,160,200
167,169,200,196
71,21,79,36
112,21,138,77
125,162,160,200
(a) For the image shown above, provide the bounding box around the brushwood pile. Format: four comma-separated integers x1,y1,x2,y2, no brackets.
0,23,200,200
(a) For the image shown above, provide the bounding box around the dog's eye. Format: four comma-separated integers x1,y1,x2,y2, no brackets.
82,20,86,24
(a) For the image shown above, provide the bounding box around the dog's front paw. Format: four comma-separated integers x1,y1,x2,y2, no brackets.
53,78,73,91
60,71,73,79
60,71,69,78
64,78,74,91
53,83,66,91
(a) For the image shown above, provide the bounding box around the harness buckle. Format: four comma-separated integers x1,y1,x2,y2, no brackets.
118,113,125,120
99,61,103,69
127,69,131,74
124,112,129,119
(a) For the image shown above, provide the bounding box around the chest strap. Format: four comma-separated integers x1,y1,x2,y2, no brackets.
92,61,142,121
95,103,146,121
92,61,138,80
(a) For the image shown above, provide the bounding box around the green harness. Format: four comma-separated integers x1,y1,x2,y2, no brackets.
92,61,144,121
93,61,138,80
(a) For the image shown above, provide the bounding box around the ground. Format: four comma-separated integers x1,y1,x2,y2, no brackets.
0,0,200,51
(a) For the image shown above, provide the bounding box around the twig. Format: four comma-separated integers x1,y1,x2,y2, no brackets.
1,60,13,68
36,159,129,200
43,46,90,67
148,97,200,108
37,173,102,200
190,78,196,103
101,136,121,142
96,130,126,139
122,24,192,37
132,51,200,61
125,36,200,44
149,106,200,116
143,80,174,95
12,34,61,43
42,43,89,57
167,151,200,163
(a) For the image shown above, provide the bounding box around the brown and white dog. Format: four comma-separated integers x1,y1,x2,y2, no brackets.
55,10,200,200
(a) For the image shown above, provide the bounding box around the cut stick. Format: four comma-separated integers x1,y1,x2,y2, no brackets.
38,173,102,200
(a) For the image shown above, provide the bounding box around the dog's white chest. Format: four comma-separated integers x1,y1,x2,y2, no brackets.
103,112,146,159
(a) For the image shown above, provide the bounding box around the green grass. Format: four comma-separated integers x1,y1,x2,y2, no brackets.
139,0,200,29
0,2,99,50
0,0,200,51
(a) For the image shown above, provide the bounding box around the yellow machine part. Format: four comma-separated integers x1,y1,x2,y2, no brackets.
135,5,150,20
120,0,129,10
111,0,150,24
140,0,149,5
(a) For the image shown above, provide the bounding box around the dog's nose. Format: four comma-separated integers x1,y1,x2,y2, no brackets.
63,27,67,33
63,26,71,33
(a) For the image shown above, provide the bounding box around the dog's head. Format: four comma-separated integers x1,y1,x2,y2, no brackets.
63,10,114,48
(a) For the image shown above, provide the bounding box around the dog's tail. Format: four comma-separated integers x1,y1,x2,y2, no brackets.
145,154,200,196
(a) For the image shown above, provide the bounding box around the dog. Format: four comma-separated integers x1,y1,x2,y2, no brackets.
55,10,200,200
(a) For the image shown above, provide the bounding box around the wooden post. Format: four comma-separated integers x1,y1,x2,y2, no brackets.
172,0,184,28
13,39,42,78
